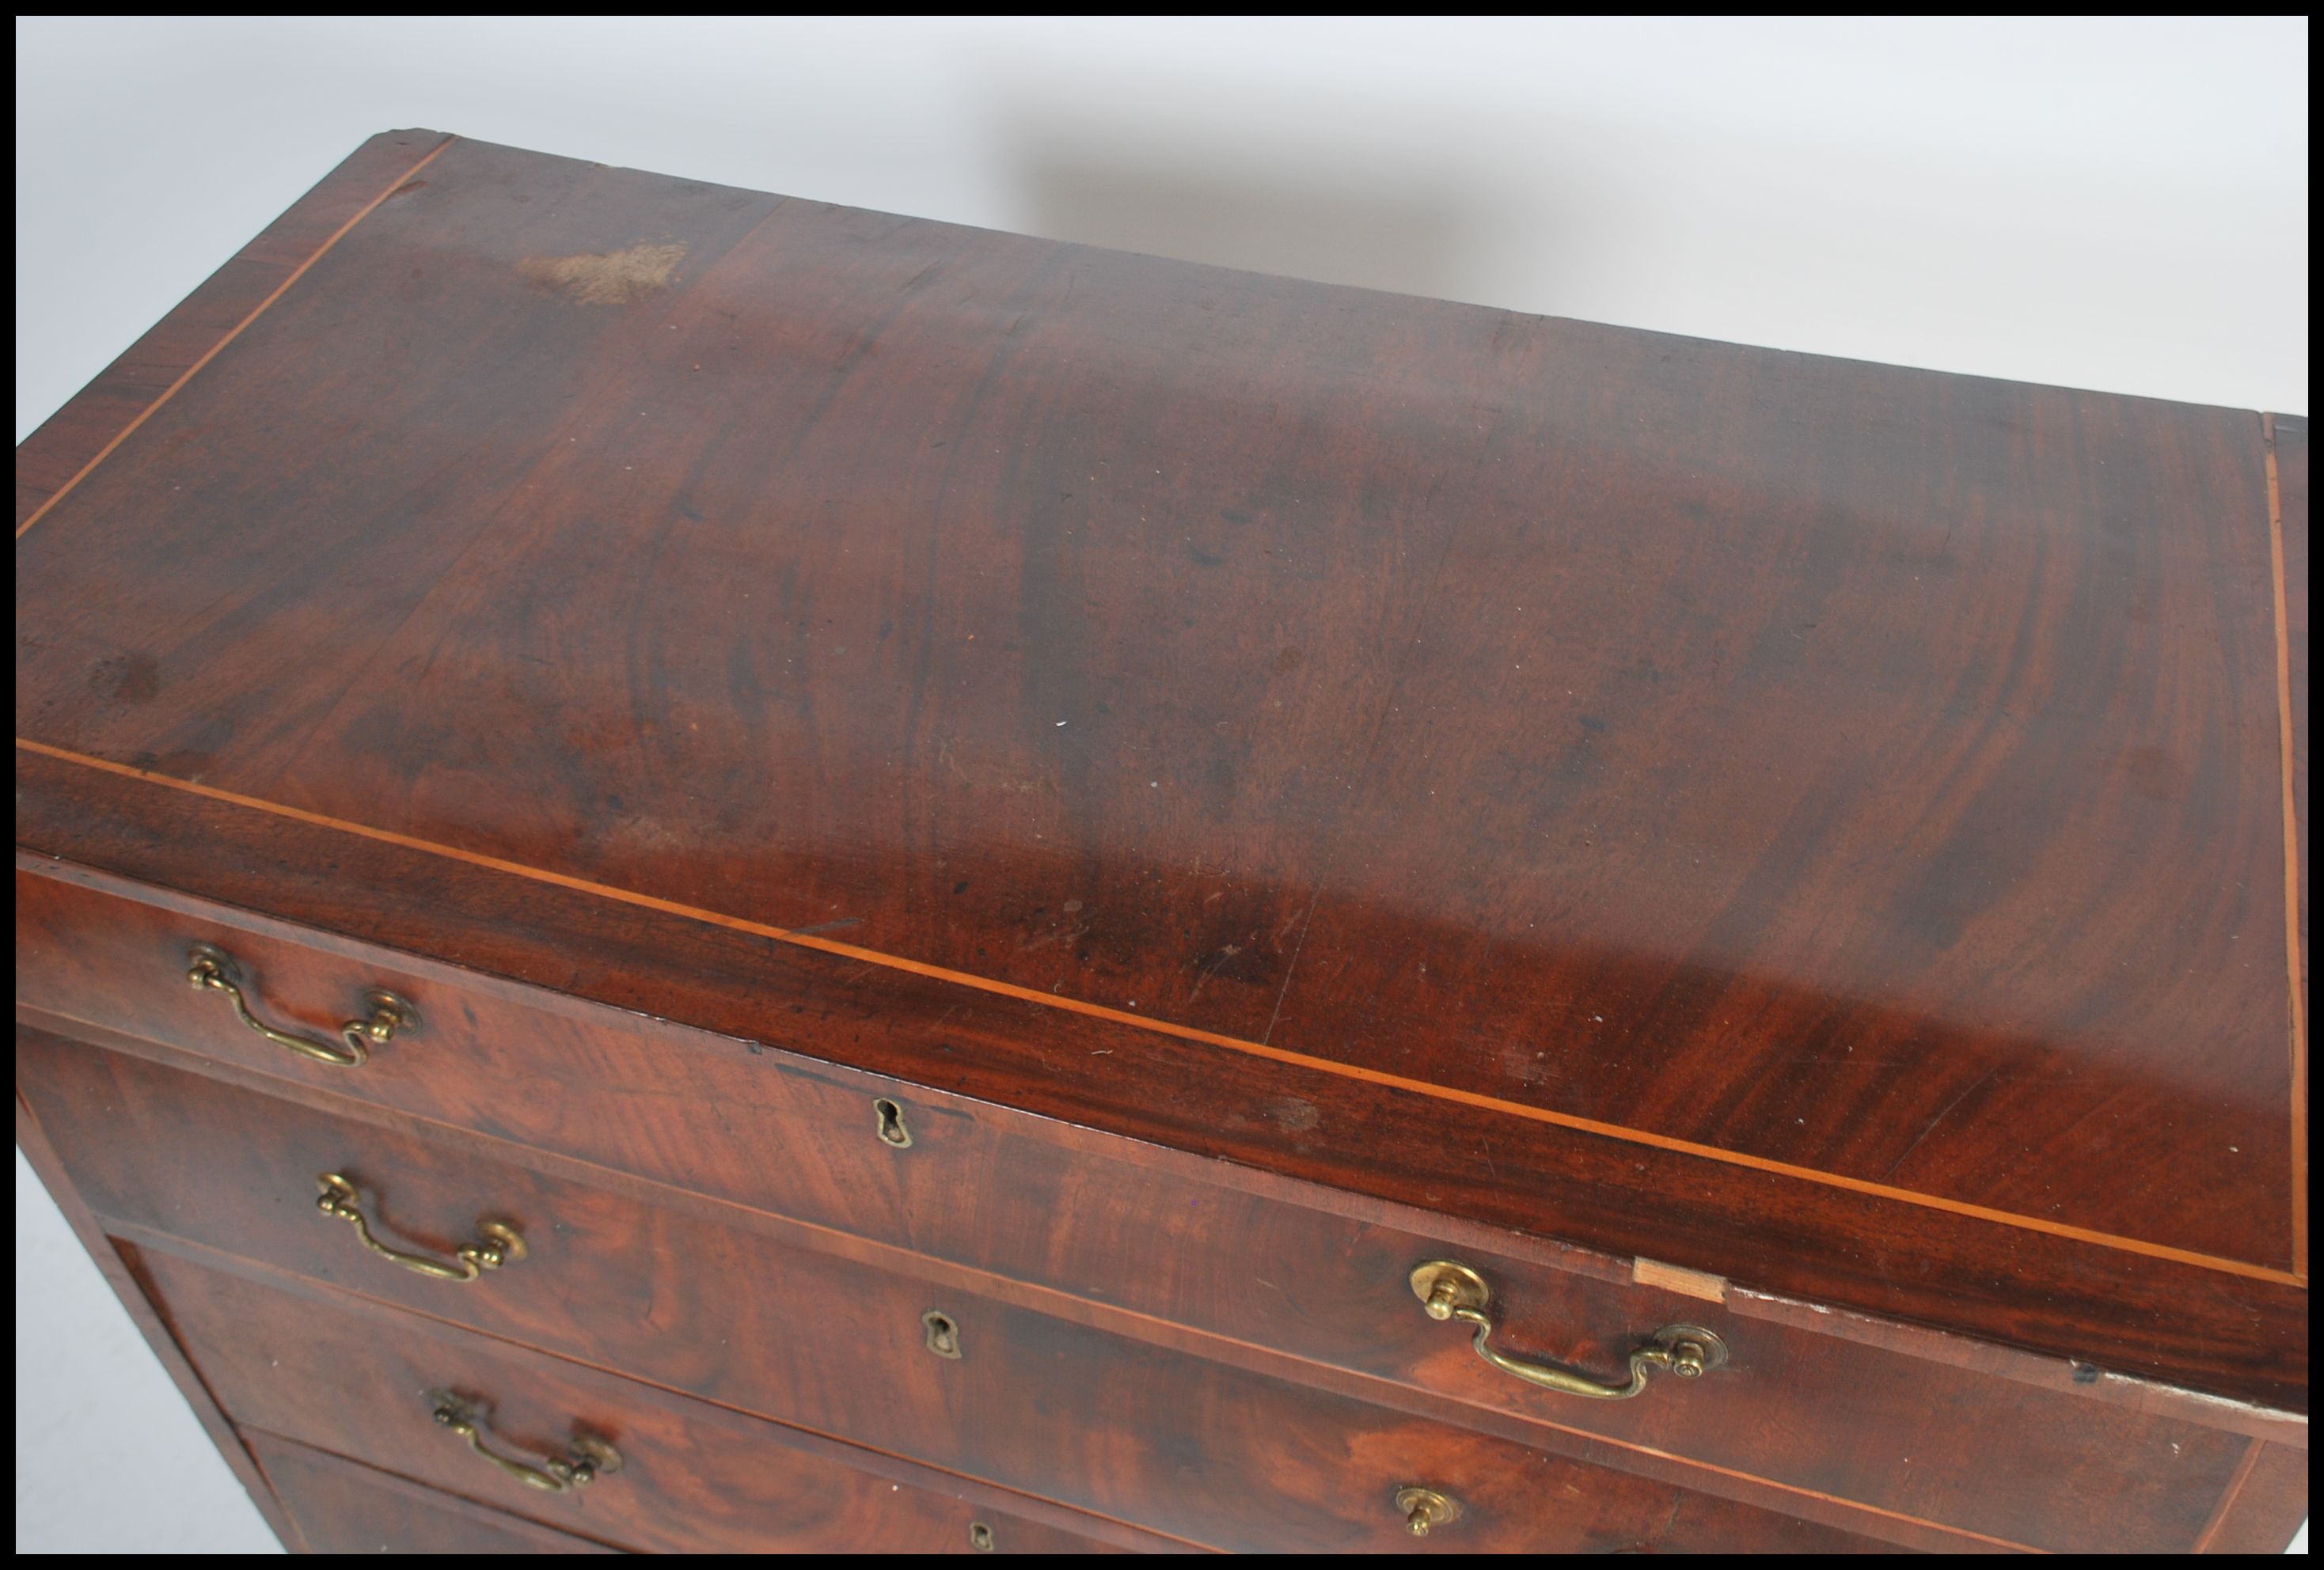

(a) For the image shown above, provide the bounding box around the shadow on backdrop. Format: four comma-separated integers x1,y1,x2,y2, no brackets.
1009,156,1477,304
977,70,1578,309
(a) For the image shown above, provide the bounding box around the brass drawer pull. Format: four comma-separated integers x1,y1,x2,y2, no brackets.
317,1174,526,1282
1395,1486,1460,1537
1410,1260,1728,1401
185,942,417,1067
427,1390,621,1493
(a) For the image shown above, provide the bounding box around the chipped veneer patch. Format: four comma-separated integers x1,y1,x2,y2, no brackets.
1632,1256,1729,1303
519,242,686,305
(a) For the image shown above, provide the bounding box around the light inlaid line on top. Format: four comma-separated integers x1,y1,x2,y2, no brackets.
15,135,456,540
13,734,2309,1289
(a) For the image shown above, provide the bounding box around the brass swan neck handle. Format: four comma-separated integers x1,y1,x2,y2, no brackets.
186,942,417,1068
316,1174,525,1282
427,1390,621,1493
1410,1260,1728,1401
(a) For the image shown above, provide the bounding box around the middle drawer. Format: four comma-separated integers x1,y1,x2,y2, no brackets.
24,1029,1878,1553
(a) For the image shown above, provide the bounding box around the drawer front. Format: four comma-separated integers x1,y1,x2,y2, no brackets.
17,873,2277,1555
244,1429,622,1554
142,1250,1153,1555
128,1238,1893,1554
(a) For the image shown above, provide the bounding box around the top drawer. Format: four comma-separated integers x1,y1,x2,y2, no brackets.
13,863,2287,1553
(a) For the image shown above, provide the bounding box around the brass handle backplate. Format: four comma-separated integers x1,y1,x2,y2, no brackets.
1411,1260,1728,1401
427,1390,621,1493
186,942,417,1067
1395,1486,1461,1537
317,1174,525,1282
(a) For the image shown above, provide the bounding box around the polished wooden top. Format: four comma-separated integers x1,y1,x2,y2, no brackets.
15,131,2307,1404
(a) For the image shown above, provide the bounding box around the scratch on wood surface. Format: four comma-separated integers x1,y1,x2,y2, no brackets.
1261,893,1322,1045
1187,942,1240,1004
1882,1064,2003,1180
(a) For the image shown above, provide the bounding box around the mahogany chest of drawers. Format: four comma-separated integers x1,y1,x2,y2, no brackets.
14,129,2308,1554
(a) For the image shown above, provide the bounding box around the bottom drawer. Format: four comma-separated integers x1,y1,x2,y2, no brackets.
133,1246,1160,1555
245,1429,622,1554
134,1241,1901,1554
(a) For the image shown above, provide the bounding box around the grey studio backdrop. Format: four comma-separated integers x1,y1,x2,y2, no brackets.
12,16,2310,1556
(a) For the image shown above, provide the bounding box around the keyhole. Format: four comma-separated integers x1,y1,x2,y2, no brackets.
874,1097,913,1148
968,1521,995,1553
921,1310,962,1360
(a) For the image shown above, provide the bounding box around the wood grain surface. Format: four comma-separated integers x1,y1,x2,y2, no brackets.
22,1022,2291,1553
17,835,2309,1415
13,126,2308,1553
2269,412,2308,1280
13,1085,298,1550
242,1429,624,1555
2192,1438,2312,1555
133,1242,1902,1554
14,131,454,532
13,130,2301,1289
142,1249,1183,1555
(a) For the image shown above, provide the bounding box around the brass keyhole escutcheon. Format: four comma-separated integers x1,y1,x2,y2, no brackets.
1395,1486,1460,1537
922,1309,962,1360
968,1521,996,1553
875,1097,913,1148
